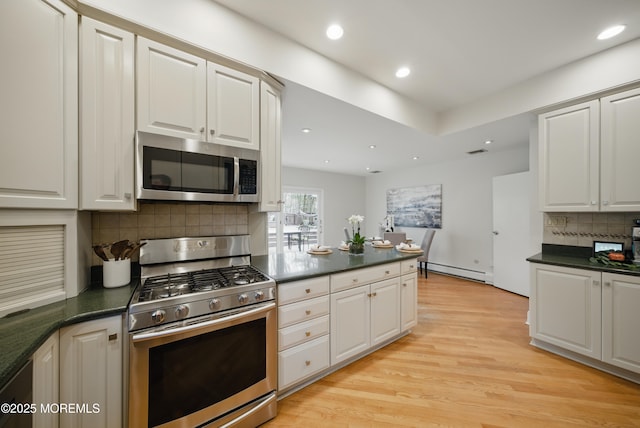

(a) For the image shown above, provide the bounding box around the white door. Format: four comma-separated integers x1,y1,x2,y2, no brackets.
270,187,323,254
492,171,530,296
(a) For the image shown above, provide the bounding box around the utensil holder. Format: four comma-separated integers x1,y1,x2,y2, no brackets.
103,259,131,288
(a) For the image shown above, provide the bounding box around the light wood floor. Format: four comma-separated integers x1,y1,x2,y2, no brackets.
263,273,640,427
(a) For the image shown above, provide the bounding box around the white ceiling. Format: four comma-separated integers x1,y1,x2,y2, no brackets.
214,0,640,175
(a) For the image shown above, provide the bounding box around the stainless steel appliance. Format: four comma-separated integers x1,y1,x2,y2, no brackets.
136,131,259,203
128,235,276,428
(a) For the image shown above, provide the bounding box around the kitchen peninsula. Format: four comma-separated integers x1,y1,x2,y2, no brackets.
253,248,420,395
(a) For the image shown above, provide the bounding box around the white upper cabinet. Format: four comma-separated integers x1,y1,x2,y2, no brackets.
137,37,259,149
539,87,640,212
600,87,640,212
137,37,207,140
0,0,78,209
207,63,260,149
538,100,600,212
259,81,282,212
79,17,135,210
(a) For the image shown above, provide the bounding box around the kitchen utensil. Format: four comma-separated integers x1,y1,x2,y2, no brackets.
93,245,109,262
122,242,146,259
109,239,130,260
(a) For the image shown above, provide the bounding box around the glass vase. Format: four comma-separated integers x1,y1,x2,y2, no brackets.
349,242,365,255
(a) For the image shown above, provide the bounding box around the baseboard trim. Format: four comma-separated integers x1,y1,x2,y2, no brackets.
428,263,486,283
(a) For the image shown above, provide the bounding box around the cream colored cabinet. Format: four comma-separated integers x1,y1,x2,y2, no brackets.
0,0,77,209
602,273,640,373
531,263,640,376
538,100,600,212
59,315,123,428
259,81,282,212
207,62,260,149
599,87,640,211
400,259,418,331
137,37,206,140
539,87,640,212
79,17,135,211
33,332,59,428
330,277,401,365
137,37,259,149
530,263,602,359
277,277,330,391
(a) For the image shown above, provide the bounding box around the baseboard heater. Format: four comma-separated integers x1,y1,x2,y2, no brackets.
427,262,486,283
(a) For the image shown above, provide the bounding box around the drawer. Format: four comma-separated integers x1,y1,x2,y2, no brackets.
279,315,330,351
278,276,330,305
278,335,330,390
278,295,329,328
331,262,400,292
401,258,418,274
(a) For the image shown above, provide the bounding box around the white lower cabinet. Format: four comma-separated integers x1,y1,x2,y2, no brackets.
59,315,123,428
33,332,59,428
400,273,418,331
330,277,401,365
530,263,640,376
278,335,330,390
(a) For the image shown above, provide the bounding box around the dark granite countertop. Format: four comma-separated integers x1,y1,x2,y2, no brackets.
527,244,640,277
0,280,137,389
252,246,421,284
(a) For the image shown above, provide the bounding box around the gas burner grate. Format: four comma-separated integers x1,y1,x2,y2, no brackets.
191,269,230,291
219,266,269,286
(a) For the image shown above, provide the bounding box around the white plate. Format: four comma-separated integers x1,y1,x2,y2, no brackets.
307,249,333,255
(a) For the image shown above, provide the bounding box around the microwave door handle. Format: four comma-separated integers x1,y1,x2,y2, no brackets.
233,157,240,197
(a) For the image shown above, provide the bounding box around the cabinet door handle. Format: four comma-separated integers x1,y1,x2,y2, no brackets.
305,288,311,294
210,129,215,136
108,333,118,341
603,201,609,206
367,293,372,298
124,193,131,200
305,360,311,366
593,280,600,286
604,281,611,287
200,127,205,133
402,283,407,287
305,331,311,337
305,309,311,315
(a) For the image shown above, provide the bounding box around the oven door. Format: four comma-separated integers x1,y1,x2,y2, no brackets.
128,302,276,428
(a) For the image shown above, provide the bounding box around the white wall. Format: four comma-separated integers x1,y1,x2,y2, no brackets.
365,146,529,278
282,167,365,246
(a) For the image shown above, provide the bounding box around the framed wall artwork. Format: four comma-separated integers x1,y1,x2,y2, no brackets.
386,184,442,228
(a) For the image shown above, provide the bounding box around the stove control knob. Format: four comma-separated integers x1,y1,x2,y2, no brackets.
254,290,265,301
151,310,166,324
238,294,248,304
175,305,189,319
209,298,221,310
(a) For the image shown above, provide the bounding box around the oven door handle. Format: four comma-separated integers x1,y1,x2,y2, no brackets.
131,302,275,343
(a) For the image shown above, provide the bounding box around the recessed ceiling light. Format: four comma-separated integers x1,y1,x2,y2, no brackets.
597,25,626,40
369,145,376,149
484,140,493,145
324,159,330,164
326,24,344,40
395,67,411,78
366,167,371,171
412,156,419,160
301,128,311,133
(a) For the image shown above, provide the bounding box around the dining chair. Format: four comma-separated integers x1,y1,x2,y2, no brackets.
383,232,407,246
417,229,436,278
292,224,311,250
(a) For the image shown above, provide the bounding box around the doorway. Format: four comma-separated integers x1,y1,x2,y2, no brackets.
268,187,323,254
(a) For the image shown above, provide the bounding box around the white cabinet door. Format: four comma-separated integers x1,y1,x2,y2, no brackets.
137,37,206,140
370,278,401,345
538,100,600,211
331,285,370,364
400,273,418,331
259,81,282,211
207,62,259,149
60,316,122,428
602,273,640,374
530,264,601,359
33,332,59,428
600,87,640,212
79,17,135,210
0,0,77,209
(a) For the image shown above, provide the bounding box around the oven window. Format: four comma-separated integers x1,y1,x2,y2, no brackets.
148,318,267,427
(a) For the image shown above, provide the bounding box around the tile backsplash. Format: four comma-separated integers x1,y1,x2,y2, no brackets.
543,212,640,249
91,202,248,265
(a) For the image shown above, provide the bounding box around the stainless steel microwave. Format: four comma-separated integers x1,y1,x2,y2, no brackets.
135,131,259,203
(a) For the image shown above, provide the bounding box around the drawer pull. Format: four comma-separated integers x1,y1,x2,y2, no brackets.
305,310,311,315
409,264,414,269
305,288,311,293
305,331,311,337
385,270,390,274
305,360,311,366
403,283,407,287
352,278,358,283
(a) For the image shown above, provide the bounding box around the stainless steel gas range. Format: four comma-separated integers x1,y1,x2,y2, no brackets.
127,235,277,428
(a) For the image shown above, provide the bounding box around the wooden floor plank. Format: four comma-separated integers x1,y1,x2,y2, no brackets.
263,273,640,427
